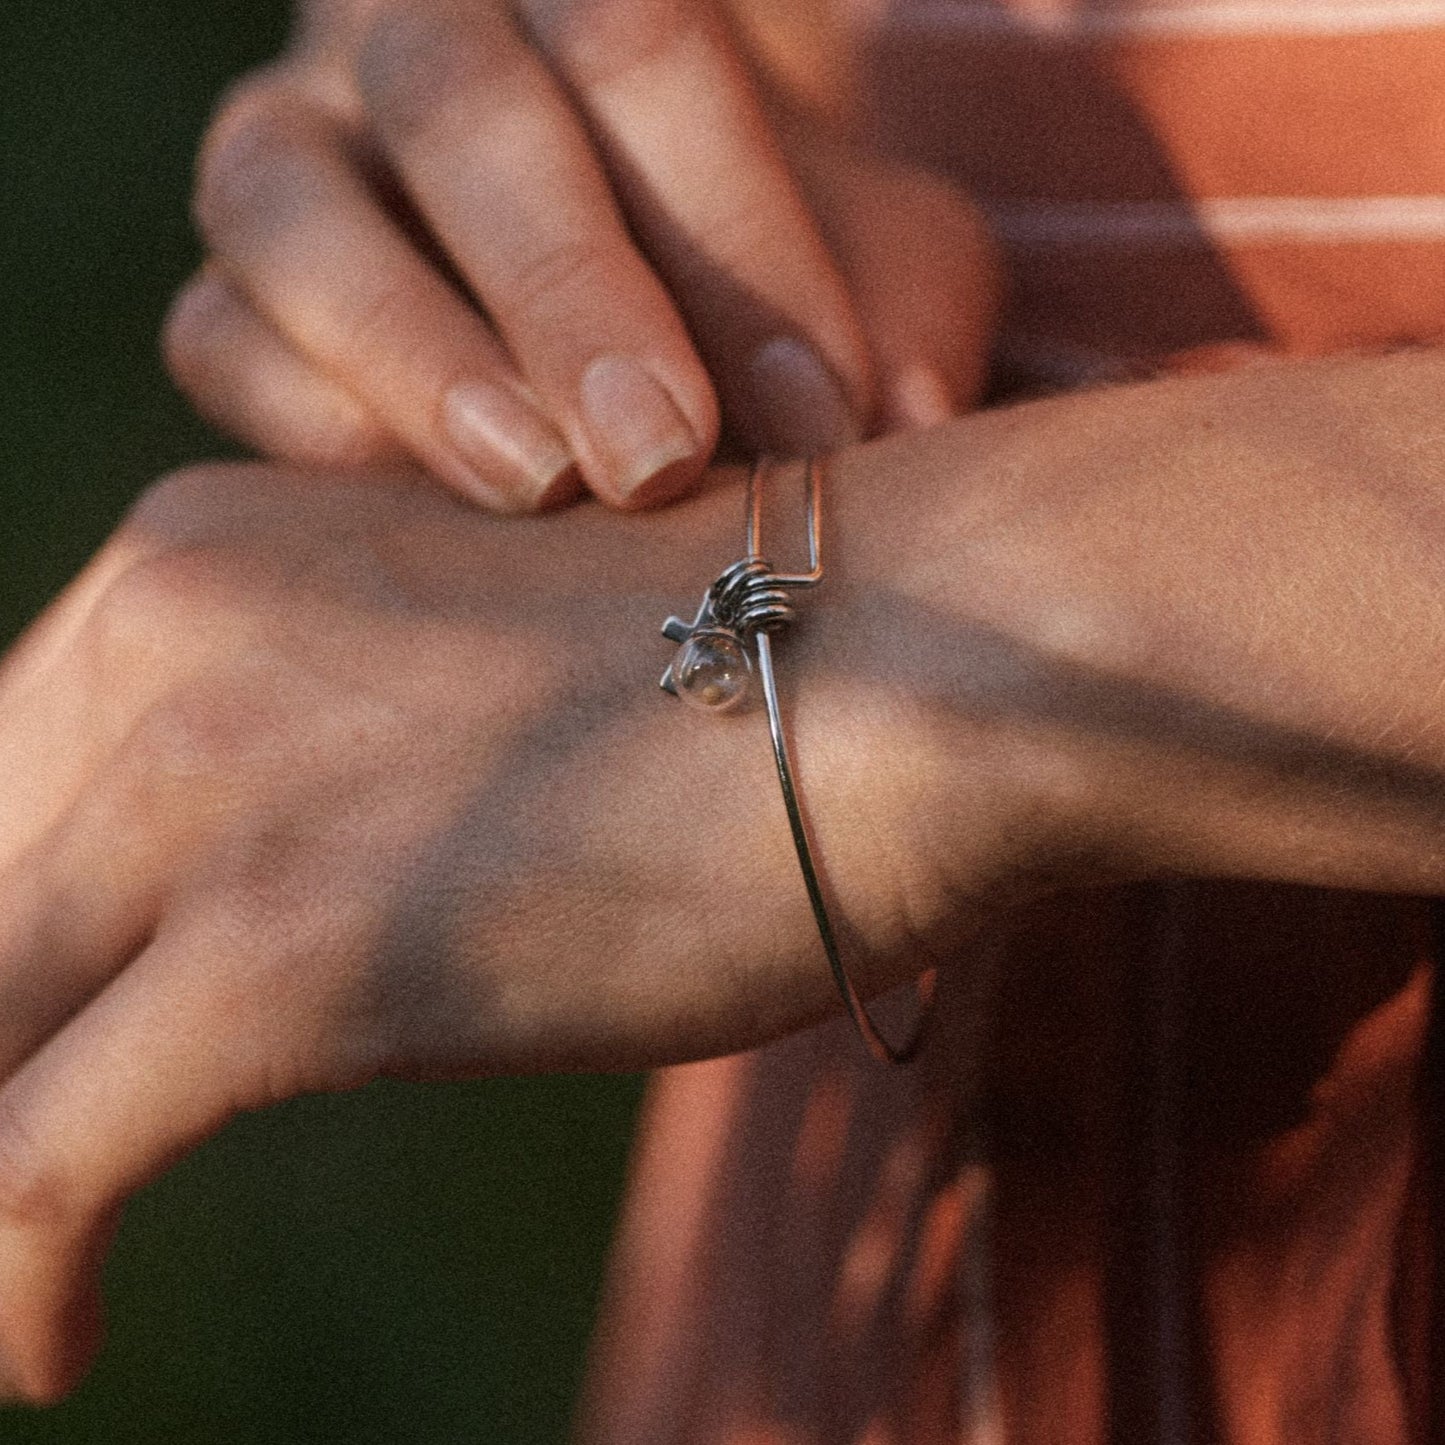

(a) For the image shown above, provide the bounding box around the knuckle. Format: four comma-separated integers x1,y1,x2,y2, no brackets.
356,2,520,137
86,536,249,666
123,466,223,537
505,233,619,325
194,81,330,251
308,421,395,471
122,464,275,545
340,274,430,362
123,678,258,789
526,0,693,87
87,554,187,651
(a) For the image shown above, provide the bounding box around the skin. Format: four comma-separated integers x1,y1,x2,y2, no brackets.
163,0,997,511
5,348,1445,1400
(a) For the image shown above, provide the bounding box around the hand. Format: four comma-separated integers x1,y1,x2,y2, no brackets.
10,348,1445,1403
0,451,1024,1402
162,0,999,512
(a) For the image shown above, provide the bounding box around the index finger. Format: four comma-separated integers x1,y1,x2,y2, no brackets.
356,2,721,507
520,0,874,455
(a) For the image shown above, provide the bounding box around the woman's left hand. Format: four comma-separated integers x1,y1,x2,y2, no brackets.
0,450,1011,1402
12,346,1445,1403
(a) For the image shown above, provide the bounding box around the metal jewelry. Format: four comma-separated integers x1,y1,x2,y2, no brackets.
658,456,935,1065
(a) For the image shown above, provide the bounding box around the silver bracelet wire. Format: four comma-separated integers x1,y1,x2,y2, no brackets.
658,456,936,1065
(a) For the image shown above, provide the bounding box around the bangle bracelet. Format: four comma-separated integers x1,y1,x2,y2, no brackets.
658,456,936,1065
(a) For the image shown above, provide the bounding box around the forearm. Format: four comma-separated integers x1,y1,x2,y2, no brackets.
7,350,1445,1403
830,347,1445,899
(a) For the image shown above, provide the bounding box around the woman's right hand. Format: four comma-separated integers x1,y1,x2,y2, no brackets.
163,0,998,513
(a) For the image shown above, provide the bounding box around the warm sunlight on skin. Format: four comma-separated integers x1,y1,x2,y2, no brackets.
16,0,1445,1438
164,0,997,512
9,347,1445,1404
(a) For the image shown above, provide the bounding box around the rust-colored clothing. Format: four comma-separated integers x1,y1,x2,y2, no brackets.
583,888,1432,1443
580,4,1445,1440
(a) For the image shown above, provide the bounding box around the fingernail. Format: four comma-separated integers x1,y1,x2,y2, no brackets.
443,381,575,509
746,336,861,457
579,355,699,503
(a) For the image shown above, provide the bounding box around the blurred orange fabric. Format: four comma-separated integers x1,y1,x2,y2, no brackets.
581,6,1445,1440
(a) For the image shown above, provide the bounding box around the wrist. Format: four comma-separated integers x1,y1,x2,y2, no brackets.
838,353,1445,901
768,431,1116,980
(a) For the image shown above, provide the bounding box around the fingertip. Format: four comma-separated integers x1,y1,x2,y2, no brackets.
6,1306,99,1409
535,461,586,511
0,1209,114,1408
0,1291,98,1408
882,363,957,432
791,138,1000,421
603,449,709,511
159,270,219,386
742,334,865,456
442,458,586,516
0,1353,26,1408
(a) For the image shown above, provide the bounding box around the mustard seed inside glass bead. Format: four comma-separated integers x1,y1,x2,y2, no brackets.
674,630,751,712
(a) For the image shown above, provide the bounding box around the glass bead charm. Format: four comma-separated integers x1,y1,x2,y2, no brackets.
655,456,931,1062
673,629,751,712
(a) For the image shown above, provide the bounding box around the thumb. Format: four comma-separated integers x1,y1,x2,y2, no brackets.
787,126,1003,428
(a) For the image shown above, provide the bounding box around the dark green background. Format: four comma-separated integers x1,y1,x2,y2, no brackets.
0,3,643,1439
